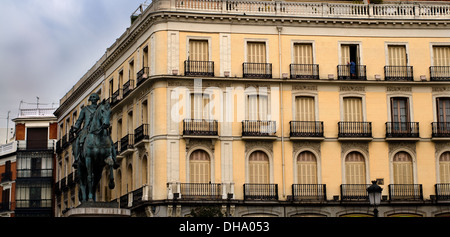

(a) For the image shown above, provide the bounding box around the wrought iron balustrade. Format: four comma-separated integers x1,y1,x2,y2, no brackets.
137,67,149,85
432,122,450,137
430,66,450,81
122,80,135,98
338,122,372,138
183,119,218,136
120,134,135,153
388,184,423,201
290,64,319,79
184,60,215,77
180,183,222,200
243,63,272,79
337,65,367,80
435,183,450,201
384,66,414,81
135,124,150,144
289,121,323,138
340,184,370,201
244,183,278,201
386,122,419,138
292,184,326,201
242,120,276,137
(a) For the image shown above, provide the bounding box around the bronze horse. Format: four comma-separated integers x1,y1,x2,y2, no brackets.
74,100,117,202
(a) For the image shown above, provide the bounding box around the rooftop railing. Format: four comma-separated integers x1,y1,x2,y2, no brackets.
173,0,450,19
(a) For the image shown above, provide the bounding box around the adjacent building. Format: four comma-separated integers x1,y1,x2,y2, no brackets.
54,0,450,217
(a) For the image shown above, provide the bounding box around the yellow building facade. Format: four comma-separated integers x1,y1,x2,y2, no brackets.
54,0,450,217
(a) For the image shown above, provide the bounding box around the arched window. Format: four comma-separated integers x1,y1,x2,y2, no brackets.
297,151,317,184
440,151,450,183
249,151,270,184
393,152,413,184
189,150,211,183
345,152,366,184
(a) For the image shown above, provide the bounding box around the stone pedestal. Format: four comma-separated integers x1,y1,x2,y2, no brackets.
64,202,131,217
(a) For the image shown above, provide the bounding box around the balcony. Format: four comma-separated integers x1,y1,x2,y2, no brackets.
243,63,272,79
134,124,150,146
120,134,135,156
183,119,218,137
435,183,450,201
122,80,135,99
337,65,367,81
290,64,319,80
292,184,326,202
179,183,223,200
1,172,12,183
244,184,278,201
384,66,414,81
184,60,214,77
111,89,122,106
17,140,55,151
388,184,423,201
289,121,324,140
242,120,276,139
340,184,370,201
338,122,372,140
137,67,149,86
430,66,450,81
385,122,420,140
432,122,450,140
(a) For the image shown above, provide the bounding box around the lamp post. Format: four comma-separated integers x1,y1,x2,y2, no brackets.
367,180,382,217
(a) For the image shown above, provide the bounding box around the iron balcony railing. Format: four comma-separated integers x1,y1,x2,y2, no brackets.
243,63,272,79
183,119,218,136
120,134,135,153
1,171,12,183
17,169,53,178
290,64,319,79
179,183,223,200
338,122,372,138
384,66,414,81
388,184,423,201
134,124,150,144
123,80,135,99
386,122,420,138
289,121,324,138
184,60,215,77
432,122,450,138
15,199,52,209
137,67,149,86
242,120,276,137
430,66,450,81
111,89,122,106
337,65,367,80
340,184,371,201
292,184,326,201
244,184,278,201
435,183,450,201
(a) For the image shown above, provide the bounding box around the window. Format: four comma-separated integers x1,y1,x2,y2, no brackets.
189,150,211,183
248,94,268,120
143,46,149,68
297,151,317,184
26,127,48,150
129,60,135,80
189,39,209,61
437,97,450,123
341,44,360,65
293,43,313,65
393,152,413,184
391,97,410,123
249,151,270,184
190,93,211,120
388,45,407,66
440,152,450,183
433,46,450,66
295,96,315,121
345,152,366,184
141,100,148,124
247,42,266,63
343,97,363,122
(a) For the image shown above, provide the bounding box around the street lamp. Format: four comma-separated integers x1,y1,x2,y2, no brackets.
367,180,383,217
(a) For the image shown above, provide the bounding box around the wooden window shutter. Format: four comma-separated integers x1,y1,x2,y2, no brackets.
189,40,209,61
294,43,313,65
341,45,350,65
296,96,315,121
249,151,269,184
297,151,317,184
433,46,450,66
247,42,266,63
393,152,413,184
345,152,366,184
343,97,363,122
388,45,407,66
189,150,211,183
440,152,450,183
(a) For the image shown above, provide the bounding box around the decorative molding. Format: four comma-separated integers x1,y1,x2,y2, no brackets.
185,138,216,152
387,86,412,92
292,85,317,91
341,141,369,157
293,141,321,157
245,141,273,154
435,141,450,157
388,142,416,157
340,85,365,92
432,86,450,92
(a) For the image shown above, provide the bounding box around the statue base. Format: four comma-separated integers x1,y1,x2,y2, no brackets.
64,201,131,217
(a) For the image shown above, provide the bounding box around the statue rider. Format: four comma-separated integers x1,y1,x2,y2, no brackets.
70,93,119,169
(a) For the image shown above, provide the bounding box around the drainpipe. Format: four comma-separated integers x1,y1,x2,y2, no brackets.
277,26,286,198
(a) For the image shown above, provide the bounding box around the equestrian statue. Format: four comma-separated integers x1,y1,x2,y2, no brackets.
70,93,119,203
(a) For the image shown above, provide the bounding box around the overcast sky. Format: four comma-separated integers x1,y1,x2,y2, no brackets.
0,0,147,128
